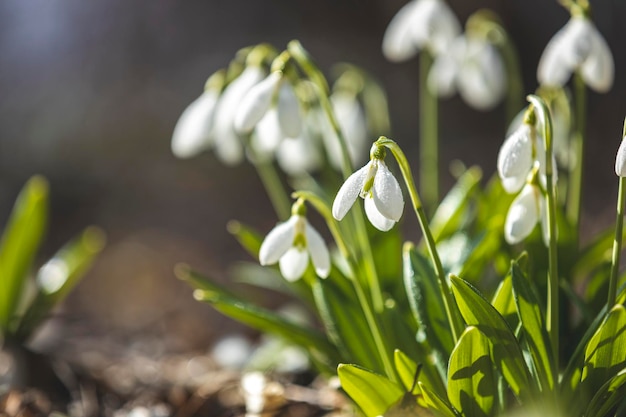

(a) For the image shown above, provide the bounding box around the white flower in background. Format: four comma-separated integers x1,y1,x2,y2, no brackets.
504,183,547,244
212,66,266,165
322,92,368,170
259,208,330,282
382,0,461,62
276,132,322,176
235,71,303,139
615,136,626,177
171,88,220,159
537,15,614,93
428,35,506,110
497,120,556,194
332,149,404,231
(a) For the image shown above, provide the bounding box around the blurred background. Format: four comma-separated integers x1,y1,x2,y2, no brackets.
0,0,625,357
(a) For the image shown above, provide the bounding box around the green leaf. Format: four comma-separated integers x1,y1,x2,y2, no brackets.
585,368,626,417
177,265,337,370
227,220,264,259
338,364,404,417
0,177,48,333
448,326,496,417
491,275,517,325
394,349,447,401
511,262,554,392
430,167,482,243
403,243,454,356
582,304,626,392
15,227,105,341
450,275,531,398
419,382,458,417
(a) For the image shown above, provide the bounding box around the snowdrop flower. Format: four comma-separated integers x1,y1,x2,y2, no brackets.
428,35,506,110
276,131,322,176
504,183,548,245
332,145,404,231
382,0,461,62
497,112,556,193
615,136,626,177
212,66,266,165
537,14,614,93
259,201,330,281
235,71,303,139
171,72,224,159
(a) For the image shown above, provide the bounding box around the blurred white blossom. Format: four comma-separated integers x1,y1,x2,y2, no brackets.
504,183,547,245
322,92,368,170
615,136,626,177
171,89,220,159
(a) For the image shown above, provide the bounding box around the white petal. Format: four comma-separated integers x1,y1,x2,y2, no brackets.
421,0,462,55
502,176,527,195
279,247,309,282
382,0,421,62
580,23,614,92
259,216,298,265
251,108,283,156
537,20,578,88
497,125,533,191
504,184,540,244
364,196,395,231
213,67,265,165
457,40,506,110
332,162,371,220
615,138,626,177
305,223,330,278
234,72,281,134
171,91,219,158
277,81,303,138
372,161,404,221
276,135,322,176
427,48,459,98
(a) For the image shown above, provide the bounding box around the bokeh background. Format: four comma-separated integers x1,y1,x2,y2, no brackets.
1,0,625,356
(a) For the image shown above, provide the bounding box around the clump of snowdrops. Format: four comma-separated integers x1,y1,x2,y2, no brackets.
173,1,626,416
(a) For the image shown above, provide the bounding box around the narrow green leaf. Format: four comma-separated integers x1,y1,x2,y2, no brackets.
430,167,482,242
448,326,496,417
450,276,531,398
403,243,454,355
491,275,517,325
582,305,626,391
15,227,105,341
227,220,264,259
419,381,458,417
585,368,626,417
511,262,554,392
394,349,447,401
338,364,404,417
0,177,48,332
177,266,337,369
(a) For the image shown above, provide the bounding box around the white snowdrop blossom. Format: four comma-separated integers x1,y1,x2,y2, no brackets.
259,211,330,282
504,183,548,245
276,132,322,176
212,66,266,165
332,150,404,231
615,136,626,177
537,15,614,93
235,71,303,141
428,35,506,110
382,0,461,62
322,92,368,170
171,89,220,159
497,120,556,194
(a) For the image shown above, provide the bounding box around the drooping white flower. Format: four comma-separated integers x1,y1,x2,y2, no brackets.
537,16,614,93
332,154,404,231
382,0,461,62
212,66,266,165
504,183,547,245
171,89,220,159
259,213,330,281
276,133,322,176
615,137,626,177
428,35,506,110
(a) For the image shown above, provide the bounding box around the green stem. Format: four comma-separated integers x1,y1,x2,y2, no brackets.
527,94,559,382
254,158,291,221
293,190,397,381
608,177,625,308
420,52,439,214
288,40,384,312
567,73,586,244
375,137,464,343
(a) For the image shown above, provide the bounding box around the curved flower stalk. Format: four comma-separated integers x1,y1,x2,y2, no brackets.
259,199,330,282
537,11,613,93
171,71,225,159
332,145,404,232
428,34,506,110
382,0,461,62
